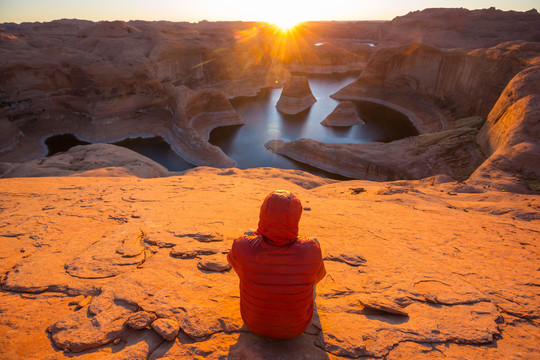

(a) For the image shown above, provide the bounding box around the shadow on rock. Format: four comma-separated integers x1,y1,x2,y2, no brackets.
228,305,330,360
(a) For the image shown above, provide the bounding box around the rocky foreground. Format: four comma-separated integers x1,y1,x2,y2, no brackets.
0,166,539,359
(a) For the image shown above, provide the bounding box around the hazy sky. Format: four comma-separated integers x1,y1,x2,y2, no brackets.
0,0,537,24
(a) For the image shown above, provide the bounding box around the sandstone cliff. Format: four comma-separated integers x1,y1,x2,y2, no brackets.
469,66,540,192
332,42,524,132
275,75,317,114
0,21,268,167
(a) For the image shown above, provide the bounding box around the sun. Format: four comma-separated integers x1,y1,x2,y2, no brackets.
272,18,300,32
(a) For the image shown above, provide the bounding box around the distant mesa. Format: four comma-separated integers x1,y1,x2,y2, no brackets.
276,75,317,115
78,20,142,38
321,101,365,126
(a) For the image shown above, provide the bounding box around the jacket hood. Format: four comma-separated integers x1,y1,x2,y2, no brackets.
257,190,302,245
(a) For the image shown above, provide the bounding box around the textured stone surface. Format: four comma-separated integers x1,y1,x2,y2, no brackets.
151,318,180,341
197,254,232,272
471,66,540,192
0,167,538,359
126,311,157,330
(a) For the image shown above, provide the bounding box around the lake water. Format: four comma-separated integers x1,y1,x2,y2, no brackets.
209,73,418,170
45,74,418,178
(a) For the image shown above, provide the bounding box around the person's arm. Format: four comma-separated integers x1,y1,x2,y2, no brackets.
312,237,326,284
227,241,237,272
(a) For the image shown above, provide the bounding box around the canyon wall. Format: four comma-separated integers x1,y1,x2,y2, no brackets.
333,42,525,132
469,65,540,192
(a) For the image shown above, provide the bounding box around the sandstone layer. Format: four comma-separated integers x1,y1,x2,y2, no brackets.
0,167,538,359
469,66,540,192
275,75,317,114
321,101,365,126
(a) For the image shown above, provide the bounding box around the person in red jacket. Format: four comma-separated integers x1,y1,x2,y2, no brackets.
227,190,326,339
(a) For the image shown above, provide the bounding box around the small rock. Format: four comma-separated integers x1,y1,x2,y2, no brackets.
358,297,409,316
197,254,232,272
151,318,180,341
126,311,157,329
76,295,93,310
169,241,225,259
350,187,366,195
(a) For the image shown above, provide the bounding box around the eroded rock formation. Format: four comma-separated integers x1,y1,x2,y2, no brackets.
276,75,317,114
469,65,540,192
266,119,485,181
0,20,264,167
184,88,245,141
321,101,364,126
332,42,524,133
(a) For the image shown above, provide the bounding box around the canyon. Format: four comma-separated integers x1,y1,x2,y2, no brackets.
0,7,539,360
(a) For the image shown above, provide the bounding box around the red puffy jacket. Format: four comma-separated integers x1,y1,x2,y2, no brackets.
228,190,326,339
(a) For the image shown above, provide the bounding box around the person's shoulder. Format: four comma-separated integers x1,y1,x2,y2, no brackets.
296,236,322,250
232,234,260,247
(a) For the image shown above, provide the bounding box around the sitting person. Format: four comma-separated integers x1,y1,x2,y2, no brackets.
227,190,326,339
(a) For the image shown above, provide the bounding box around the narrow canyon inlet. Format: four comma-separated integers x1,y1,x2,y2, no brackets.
0,4,539,360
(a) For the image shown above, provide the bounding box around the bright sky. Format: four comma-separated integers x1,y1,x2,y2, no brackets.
0,0,537,24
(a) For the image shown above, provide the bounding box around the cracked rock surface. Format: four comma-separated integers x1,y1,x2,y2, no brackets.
0,167,538,359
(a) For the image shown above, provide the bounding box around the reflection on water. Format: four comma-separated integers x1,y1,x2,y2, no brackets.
209,73,418,170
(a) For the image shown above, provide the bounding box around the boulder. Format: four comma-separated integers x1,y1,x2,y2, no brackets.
321,101,364,126
151,318,180,341
0,143,169,178
276,75,317,114
126,311,157,330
